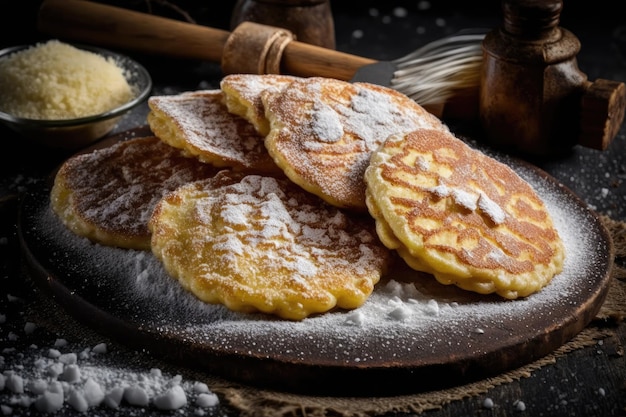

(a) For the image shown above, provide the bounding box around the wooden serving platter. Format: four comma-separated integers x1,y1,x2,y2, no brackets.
18,128,614,396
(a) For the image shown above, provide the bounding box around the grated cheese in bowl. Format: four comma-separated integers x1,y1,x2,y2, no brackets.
0,40,152,149
0,40,133,120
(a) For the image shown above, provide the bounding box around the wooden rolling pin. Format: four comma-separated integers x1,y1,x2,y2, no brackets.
37,0,375,81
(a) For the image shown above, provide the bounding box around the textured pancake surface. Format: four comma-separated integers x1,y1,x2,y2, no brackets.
149,171,391,320
220,73,299,136
50,136,220,250
364,129,565,299
262,77,448,211
147,89,280,174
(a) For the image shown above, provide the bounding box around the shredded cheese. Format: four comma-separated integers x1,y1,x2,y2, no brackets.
0,40,134,120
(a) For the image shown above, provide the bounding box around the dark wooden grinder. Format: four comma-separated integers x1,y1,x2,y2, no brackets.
230,0,335,49
479,0,626,156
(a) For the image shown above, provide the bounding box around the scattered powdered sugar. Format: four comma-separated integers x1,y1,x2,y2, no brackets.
148,90,275,172
392,7,408,18
293,78,444,153
0,337,219,415
514,399,526,411
57,136,219,241
450,188,478,211
271,77,448,209
340,86,438,150
477,192,506,224
483,397,495,409
428,184,448,198
171,174,386,297
310,101,344,143
426,184,506,224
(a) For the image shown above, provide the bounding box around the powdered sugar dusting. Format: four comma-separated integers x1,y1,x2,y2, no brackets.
426,184,505,224
52,136,218,247
451,188,477,210
311,101,344,143
148,90,278,173
0,337,219,414
193,174,384,280
264,77,448,210
342,86,438,149
478,192,506,224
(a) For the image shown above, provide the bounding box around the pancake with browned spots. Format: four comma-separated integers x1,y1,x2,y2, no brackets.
364,129,565,299
220,73,299,136
262,77,448,211
149,170,392,320
50,136,220,250
147,90,280,174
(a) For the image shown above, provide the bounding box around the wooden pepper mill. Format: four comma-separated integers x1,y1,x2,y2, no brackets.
230,0,335,49
479,0,625,156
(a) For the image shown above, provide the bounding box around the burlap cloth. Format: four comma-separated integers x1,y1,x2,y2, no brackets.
27,215,626,417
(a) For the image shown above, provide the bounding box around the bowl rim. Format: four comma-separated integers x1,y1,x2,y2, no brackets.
0,42,153,128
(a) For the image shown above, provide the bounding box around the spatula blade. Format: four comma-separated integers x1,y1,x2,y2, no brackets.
349,61,396,87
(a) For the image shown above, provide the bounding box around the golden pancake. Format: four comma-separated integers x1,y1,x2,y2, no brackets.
364,129,565,299
147,90,280,174
262,77,448,211
220,73,299,136
50,136,220,250
149,171,391,320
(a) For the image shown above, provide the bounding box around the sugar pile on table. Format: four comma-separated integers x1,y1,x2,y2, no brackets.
0,333,219,415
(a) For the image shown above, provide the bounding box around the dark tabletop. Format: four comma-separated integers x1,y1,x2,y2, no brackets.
1,1,625,416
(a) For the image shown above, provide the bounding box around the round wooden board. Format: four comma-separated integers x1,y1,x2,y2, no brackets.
18,128,614,396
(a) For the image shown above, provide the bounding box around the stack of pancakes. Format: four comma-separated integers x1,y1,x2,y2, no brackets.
50,74,565,320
